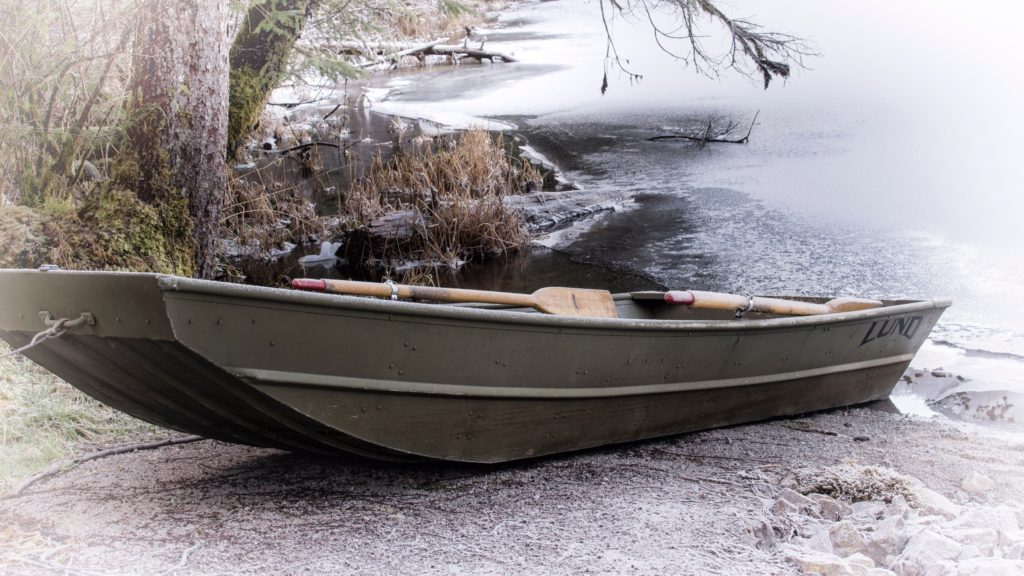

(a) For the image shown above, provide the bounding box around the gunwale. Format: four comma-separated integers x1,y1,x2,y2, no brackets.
158,274,950,332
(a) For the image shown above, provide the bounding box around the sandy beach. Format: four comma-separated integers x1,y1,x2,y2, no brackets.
2,371,1023,576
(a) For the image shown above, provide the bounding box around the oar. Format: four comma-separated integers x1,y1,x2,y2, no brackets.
292,278,619,318
636,290,883,316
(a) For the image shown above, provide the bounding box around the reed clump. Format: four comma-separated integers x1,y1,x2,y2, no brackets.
345,129,539,267
220,167,326,261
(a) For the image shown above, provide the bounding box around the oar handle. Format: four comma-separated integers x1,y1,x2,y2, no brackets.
663,290,881,316
292,278,534,307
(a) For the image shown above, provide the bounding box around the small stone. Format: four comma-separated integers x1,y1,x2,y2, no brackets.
863,515,907,564
952,506,1020,533
921,560,957,576
846,552,876,569
959,544,983,562
810,493,853,521
1003,530,1024,549
853,436,871,442
800,525,835,555
943,527,999,554
957,557,1024,576
911,486,961,519
885,495,912,519
849,501,888,523
894,529,961,576
908,515,947,528
772,488,818,516
961,471,996,496
831,520,868,557
782,545,856,576
741,518,776,551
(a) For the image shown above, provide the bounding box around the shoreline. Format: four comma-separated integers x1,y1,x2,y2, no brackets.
2,404,1022,575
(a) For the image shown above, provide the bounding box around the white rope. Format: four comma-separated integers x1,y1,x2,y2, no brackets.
0,318,71,360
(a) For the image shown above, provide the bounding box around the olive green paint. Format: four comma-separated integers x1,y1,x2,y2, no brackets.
0,270,950,463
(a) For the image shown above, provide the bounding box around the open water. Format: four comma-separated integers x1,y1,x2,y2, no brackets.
358,0,1024,421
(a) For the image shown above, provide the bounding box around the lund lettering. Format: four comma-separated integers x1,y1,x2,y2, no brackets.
860,315,922,346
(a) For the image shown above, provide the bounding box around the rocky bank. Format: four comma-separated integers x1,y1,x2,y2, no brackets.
2,392,1023,575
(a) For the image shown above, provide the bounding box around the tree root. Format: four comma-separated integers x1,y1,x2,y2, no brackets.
4,435,206,499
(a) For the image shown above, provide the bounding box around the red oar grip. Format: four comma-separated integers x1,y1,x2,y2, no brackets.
291,278,328,292
664,290,695,305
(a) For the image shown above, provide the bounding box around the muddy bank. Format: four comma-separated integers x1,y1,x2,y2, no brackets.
2,403,1022,575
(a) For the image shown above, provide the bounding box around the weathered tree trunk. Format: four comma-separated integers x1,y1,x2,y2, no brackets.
227,0,313,155
126,0,230,279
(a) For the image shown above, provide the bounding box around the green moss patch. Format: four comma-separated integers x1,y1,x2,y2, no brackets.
45,188,195,275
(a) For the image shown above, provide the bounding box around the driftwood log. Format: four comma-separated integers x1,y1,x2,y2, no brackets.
335,38,517,68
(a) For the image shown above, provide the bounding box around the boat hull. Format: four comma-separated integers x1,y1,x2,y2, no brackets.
0,270,949,463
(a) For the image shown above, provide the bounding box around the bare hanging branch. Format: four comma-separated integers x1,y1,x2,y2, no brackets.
647,110,760,147
600,0,816,92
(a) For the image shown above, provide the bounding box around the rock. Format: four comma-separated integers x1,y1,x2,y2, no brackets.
894,529,961,576
886,495,912,519
843,553,876,565
921,561,957,576
740,518,777,551
912,486,962,519
831,520,869,557
943,527,999,554
957,557,1024,576
866,570,897,576
847,553,876,570
772,488,819,517
951,506,1020,533
811,493,854,521
1002,530,1024,549
800,525,836,555
863,515,907,564
908,515,948,528
850,501,888,522
73,159,103,181
1001,530,1024,560
961,472,996,496
782,545,856,576
958,544,982,562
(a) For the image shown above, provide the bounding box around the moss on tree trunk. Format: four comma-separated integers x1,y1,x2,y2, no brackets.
119,0,231,279
227,0,313,155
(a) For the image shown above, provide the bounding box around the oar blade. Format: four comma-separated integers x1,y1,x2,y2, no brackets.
532,287,618,318
825,297,884,313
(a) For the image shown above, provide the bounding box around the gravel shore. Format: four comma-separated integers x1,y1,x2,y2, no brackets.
2,379,1023,575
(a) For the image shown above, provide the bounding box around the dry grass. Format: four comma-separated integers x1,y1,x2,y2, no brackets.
794,461,919,505
220,162,327,261
392,0,493,41
0,342,156,492
346,130,538,267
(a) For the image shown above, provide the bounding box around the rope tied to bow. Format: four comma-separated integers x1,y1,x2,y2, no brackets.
0,313,93,360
